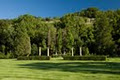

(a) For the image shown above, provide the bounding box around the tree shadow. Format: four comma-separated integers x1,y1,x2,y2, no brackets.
18,61,120,75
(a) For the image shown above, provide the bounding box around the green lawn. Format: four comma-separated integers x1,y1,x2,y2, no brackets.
0,58,120,80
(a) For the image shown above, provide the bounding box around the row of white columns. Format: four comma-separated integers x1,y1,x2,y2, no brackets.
39,47,49,56
71,47,82,56
39,47,82,56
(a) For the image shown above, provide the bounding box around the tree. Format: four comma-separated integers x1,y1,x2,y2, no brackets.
13,20,31,57
14,32,31,57
62,28,74,53
94,13,115,55
56,29,63,54
80,7,99,18
0,20,14,55
110,10,120,56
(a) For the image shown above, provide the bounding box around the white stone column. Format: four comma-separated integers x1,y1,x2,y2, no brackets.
55,51,57,55
47,47,49,56
80,47,82,56
63,51,66,55
72,47,74,56
39,47,41,56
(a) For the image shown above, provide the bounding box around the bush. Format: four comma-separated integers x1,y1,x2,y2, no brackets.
0,52,15,59
6,52,15,59
82,47,90,55
17,56,51,60
62,55,107,61
63,53,72,56
0,52,7,59
52,54,61,58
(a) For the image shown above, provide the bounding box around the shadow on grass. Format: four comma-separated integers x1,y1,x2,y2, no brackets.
19,61,120,75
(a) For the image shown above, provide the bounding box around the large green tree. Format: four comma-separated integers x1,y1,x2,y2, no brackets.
94,13,115,55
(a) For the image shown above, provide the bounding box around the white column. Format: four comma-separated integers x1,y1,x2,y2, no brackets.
39,47,41,56
80,47,82,56
55,51,57,55
72,47,74,56
64,51,66,55
47,47,49,56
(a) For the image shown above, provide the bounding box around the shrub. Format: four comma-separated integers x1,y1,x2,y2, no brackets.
62,55,107,61
17,56,50,60
63,53,72,56
0,52,7,59
82,47,90,55
0,52,15,59
6,52,15,59
52,54,61,58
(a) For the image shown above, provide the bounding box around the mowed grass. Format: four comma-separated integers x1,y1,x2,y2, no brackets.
0,58,120,80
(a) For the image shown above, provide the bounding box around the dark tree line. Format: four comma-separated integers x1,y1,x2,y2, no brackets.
0,7,120,58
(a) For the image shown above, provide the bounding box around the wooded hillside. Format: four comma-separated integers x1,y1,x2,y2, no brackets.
0,7,120,57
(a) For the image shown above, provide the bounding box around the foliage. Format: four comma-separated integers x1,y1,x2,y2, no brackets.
0,52,14,59
17,56,50,60
62,55,107,61
0,8,120,57
80,7,99,18
94,13,115,55
14,32,31,57
0,52,7,59
51,54,61,58
82,47,90,55
31,44,38,56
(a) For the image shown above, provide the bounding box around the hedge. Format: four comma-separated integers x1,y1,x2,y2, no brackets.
17,56,50,60
62,55,107,61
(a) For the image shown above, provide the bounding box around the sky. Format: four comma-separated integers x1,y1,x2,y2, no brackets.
0,0,120,19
